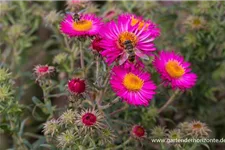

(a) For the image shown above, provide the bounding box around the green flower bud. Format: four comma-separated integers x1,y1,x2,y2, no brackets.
0,85,13,102
0,68,11,82
59,109,76,126
53,53,68,65
151,126,167,139
57,130,77,148
43,119,60,137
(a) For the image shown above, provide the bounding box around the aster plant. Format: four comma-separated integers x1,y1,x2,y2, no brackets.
1,1,224,150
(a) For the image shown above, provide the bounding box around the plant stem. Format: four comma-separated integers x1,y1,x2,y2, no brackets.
98,97,120,109
95,55,100,80
79,41,85,77
110,103,129,116
157,89,180,114
114,137,132,149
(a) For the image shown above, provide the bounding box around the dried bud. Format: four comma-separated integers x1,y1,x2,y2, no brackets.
33,65,55,81
131,125,147,140
185,16,206,30
151,126,167,139
68,78,86,94
66,0,88,11
59,109,76,126
43,119,59,137
187,121,211,138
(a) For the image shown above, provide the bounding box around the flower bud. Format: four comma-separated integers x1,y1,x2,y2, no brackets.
0,2,12,17
76,108,104,133
151,126,167,139
57,130,77,148
131,125,146,140
91,36,104,52
43,119,60,137
34,65,55,81
44,10,61,27
59,109,76,126
0,67,11,82
53,53,68,65
67,78,86,94
0,85,13,102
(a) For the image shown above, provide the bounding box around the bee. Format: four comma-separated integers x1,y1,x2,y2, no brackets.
73,13,80,22
123,40,136,63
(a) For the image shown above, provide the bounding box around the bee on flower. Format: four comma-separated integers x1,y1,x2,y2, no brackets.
100,14,159,65
60,13,103,37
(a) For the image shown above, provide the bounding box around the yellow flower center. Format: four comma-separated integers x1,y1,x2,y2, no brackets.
118,32,137,48
123,73,144,91
192,123,202,129
193,19,201,26
131,16,149,30
73,20,93,31
165,60,185,78
131,17,139,26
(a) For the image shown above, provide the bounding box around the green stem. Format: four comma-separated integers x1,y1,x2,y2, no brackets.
114,137,132,149
95,55,100,80
157,89,180,114
79,41,85,78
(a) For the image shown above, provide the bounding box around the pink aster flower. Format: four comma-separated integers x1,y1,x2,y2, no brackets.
125,13,160,38
60,13,103,37
100,14,157,65
110,65,156,106
153,51,197,90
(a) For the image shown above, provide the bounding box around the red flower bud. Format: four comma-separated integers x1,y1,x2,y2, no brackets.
68,78,86,94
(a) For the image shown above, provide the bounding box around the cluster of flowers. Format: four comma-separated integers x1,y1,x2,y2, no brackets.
43,108,149,148
33,10,203,148
59,12,197,106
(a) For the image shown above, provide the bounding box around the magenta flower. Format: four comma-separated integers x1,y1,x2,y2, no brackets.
110,65,156,106
60,13,103,37
153,51,197,90
100,14,157,65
